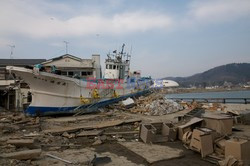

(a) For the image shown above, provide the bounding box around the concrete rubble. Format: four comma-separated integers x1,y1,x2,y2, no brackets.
128,94,184,115
0,92,250,165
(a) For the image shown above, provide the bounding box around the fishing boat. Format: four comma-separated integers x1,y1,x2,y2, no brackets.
6,44,152,116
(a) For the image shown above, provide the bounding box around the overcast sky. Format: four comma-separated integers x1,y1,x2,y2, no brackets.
0,0,250,78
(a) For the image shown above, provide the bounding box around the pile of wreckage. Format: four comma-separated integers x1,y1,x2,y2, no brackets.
122,94,184,115
0,111,145,165
1,92,250,165
139,111,250,166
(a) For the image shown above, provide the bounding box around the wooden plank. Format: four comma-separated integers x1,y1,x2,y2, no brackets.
0,149,41,160
77,130,103,137
45,115,105,123
43,120,124,134
7,139,34,147
103,131,139,135
43,126,81,134
123,118,142,124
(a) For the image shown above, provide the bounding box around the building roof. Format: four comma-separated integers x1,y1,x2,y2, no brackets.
46,54,82,62
0,59,46,67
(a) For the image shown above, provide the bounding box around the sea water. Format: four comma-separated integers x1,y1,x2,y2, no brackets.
165,90,250,103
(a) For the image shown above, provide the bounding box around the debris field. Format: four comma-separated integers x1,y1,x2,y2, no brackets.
0,93,250,166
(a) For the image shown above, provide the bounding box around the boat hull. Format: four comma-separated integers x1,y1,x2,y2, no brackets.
7,66,152,116
26,89,150,116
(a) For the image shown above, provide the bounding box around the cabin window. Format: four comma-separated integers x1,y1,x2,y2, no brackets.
109,65,112,69
61,71,67,76
68,71,74,76
50,80,55,83
117,65,119,70
73,71,80,77
0,73,4,80
81,71,93,76
113,65,116,69
106,65,108,69
0,69,7,80
82,72,87,76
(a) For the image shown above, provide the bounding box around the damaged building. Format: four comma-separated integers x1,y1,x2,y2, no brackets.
0,59,46,111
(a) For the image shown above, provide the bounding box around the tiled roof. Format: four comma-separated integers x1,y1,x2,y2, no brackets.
0,59,46,67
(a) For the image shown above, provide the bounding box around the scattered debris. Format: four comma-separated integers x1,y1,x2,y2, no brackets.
1,92,250,165
178,117,203,140
139,122,177,143
92,139,102,146
202,113,233,135
182,131,192,148
227,110,250,125
218,155,239,166
189,128,214,158
119,141,184,164
225,138,250,165
214,136,228,156
121,97,135,108
46,153,73,164
62,132,75,139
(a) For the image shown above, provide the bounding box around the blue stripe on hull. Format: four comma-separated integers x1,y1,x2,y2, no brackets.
25,89,151,116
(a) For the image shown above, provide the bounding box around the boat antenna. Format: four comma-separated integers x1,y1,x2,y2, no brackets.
63,41,69,54
8,45,15,59
130,45,132,58
121,43,125,55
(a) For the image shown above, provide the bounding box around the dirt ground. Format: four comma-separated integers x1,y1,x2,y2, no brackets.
0,99,250,166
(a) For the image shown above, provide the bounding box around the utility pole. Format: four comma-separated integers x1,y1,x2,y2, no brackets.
63,41,69,54
8,45,15,59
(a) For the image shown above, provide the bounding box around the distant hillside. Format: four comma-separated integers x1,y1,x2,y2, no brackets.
164,63,250,87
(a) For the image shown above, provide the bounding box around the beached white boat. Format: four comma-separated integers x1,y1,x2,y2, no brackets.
6,44,152,116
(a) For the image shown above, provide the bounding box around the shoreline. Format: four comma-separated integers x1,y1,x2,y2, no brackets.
164,87,250,94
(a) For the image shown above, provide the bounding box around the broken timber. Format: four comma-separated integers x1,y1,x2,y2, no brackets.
77,130,104,137
43,118,141,135
7,139,34,147
0,149,41,160
103,131,138,135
